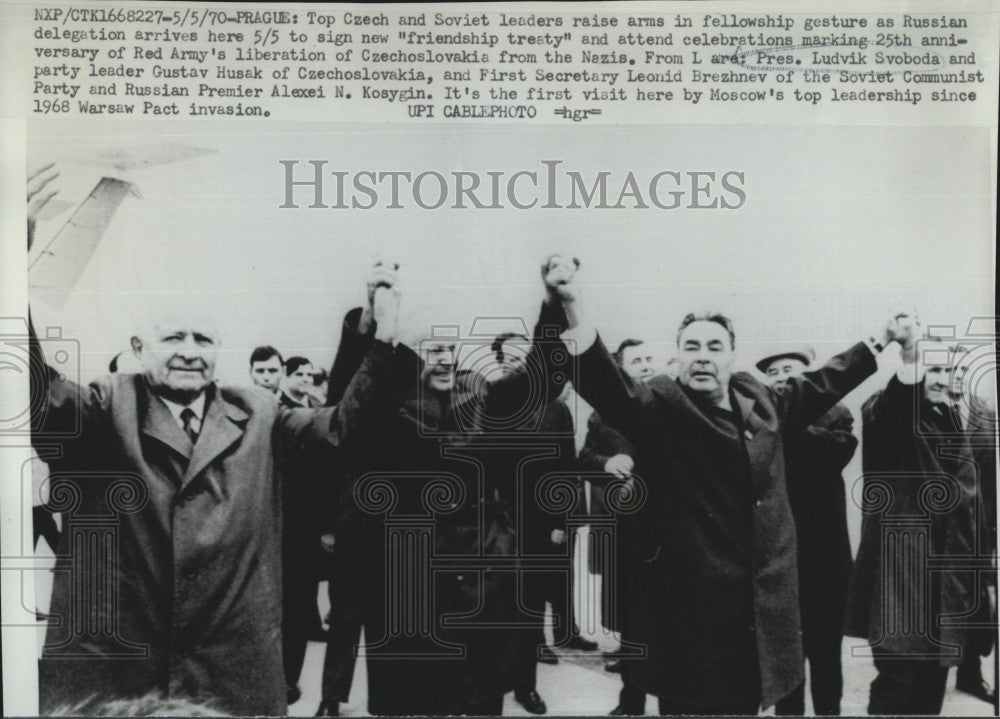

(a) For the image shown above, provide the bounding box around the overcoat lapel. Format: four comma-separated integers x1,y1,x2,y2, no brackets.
731,385,770,498
183,390,248,489
140,386,193,460
732,386,762,438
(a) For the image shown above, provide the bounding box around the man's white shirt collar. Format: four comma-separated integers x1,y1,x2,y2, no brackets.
159,392,207,432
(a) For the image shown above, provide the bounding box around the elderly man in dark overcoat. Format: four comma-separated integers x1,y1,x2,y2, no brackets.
26,167,344,716
846,334,984,715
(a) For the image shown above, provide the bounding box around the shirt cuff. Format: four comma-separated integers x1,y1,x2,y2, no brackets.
561,326,597,356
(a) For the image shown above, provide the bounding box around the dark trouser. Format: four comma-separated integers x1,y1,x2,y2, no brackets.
958,648,984,684
33,505,60,552
321,556,370,705
612,587,645,713
283,543,322,688
657,695,760,715
320,596,364,704
517,571,546,693
775,609,844,715
615,634,646,713
462,694,504,716
516,558,572,693
958,587,996,686
548,564,578,645
619,683,646,713
547,532,579,646
868,655,949,715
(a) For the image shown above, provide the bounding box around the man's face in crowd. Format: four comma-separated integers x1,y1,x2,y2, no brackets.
677,320,735,399
621,343,657,383
421,343,457,393
921,341,953,405
250,357,283,390
286,362,314,396
765,357,808,390
135,321,218,400
496,340,530,380
949,361,969,402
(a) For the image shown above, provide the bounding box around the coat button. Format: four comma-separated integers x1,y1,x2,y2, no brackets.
754,499,763,508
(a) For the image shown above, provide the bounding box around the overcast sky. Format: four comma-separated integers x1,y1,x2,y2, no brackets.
27,120,996,404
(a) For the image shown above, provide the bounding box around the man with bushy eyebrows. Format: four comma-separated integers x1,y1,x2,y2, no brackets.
548,258,913,714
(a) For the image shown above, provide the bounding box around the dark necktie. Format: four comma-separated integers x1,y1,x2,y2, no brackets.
180,407,199,444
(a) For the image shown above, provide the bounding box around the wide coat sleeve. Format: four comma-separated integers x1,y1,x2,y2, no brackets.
571,334,658,445
482,300,573,421
772,342,878,434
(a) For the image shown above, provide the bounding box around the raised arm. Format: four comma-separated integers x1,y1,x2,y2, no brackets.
482,296,573,420
326,258,399,406
26,165,107,457
774,342,878,434
774,312,919,433
539,255,655,442
29,314,108,460
326,307,374,407
279,286,406,449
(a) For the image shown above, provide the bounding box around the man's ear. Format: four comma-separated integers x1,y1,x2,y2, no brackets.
130,336,143,355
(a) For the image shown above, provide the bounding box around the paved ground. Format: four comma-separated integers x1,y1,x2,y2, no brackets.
290,631,997,717
289,578,997,717
30,536,997,716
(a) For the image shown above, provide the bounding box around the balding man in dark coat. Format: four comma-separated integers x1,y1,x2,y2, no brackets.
27,169,342,716
846,336,984,715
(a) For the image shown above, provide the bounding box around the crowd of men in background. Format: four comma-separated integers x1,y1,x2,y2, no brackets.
26,165,998,717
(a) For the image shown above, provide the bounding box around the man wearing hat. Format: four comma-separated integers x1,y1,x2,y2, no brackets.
757,347,858,716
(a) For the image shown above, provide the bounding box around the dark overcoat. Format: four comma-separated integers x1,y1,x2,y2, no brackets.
783,404,857,624
844,376,980,663
329,303,569,715
964,400,998,656
572,337,877,710
31,354,340,716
